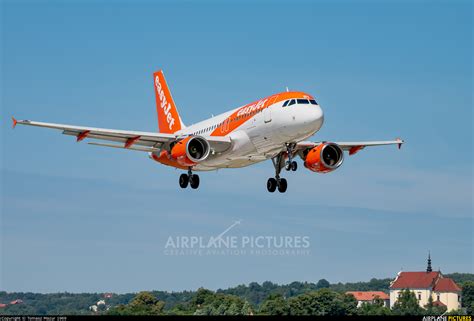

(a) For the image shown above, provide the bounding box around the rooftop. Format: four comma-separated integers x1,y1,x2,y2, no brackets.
390,271,440,289
433,278,462,292
346,291,389,301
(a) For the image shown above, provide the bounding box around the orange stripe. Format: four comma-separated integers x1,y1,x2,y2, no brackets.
210,91,313,137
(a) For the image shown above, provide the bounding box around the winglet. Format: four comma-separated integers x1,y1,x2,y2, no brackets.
396,137,404,149
12,117,17,129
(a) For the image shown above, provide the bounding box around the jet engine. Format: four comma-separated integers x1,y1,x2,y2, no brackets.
304,142,344,173
170,136,211,167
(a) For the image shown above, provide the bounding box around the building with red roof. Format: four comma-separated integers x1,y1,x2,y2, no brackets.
9,299,23,305
346,291,390,307
389,254,462,312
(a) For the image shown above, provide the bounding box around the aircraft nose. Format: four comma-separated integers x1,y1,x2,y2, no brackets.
309,105,324,129
315,105,323,121
281,103,324,139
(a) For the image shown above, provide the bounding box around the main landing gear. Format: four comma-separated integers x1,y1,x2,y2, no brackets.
267,153,288,193
266,143,297,193
267,176,287,193
179,167,200,189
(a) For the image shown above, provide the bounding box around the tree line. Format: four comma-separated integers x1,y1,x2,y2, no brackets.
109,286,472,316
1,274,473,315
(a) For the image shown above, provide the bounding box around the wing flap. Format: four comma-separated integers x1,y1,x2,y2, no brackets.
87,142,161,152
62,130,163,147
296,138,404,155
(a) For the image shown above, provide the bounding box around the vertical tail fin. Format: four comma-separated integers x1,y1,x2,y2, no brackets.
153,70,185,133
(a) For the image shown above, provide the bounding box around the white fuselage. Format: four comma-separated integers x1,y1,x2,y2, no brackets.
169,97,324,170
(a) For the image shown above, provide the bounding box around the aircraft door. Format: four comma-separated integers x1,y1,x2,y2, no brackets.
264,95,278,123
264,107,271,123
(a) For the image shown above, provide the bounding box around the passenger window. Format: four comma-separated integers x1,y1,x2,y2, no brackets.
309,99,318,105
283,100,289,107
297,99,310,104
288,99,296,106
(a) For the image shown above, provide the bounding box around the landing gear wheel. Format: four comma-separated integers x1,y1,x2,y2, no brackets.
190,174,200,189
179,174,189,188
277,178,288,193
285,161,292,171
267,178,277,193
291,161,297,171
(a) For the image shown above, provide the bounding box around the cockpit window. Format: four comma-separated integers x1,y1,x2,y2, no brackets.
297,99,310,104
309,99,318,105
288,99,296,106
282,100,289,107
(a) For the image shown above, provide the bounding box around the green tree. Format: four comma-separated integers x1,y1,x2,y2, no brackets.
190,289,246,315
166,303,193,315
191,288,215,307
461,281,474,315
259,293,290,315
391,289,424,316
316,279,330,289
241,301,253,315
357,299,392,316
445,308,468,316
226,302,241,315
288,289,357,316
445,273,474,287
193,305,213,315
215,303,227,315
108,292,165,315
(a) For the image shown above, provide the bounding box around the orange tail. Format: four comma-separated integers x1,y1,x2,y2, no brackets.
153,70,185,133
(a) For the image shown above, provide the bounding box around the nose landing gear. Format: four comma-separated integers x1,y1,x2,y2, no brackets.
285,160,297,171
284,143,298,172
179,167,200,189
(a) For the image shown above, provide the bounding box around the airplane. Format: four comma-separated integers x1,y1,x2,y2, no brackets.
12,70,404,193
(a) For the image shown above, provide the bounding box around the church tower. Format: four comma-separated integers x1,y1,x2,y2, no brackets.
427,251,432,272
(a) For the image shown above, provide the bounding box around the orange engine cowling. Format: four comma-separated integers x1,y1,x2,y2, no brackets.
304,142,344,173
170,136,211,167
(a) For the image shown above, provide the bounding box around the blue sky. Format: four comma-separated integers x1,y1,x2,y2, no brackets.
1,0,472,293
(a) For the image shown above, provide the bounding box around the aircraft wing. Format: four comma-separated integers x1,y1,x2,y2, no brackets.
12,118,232,153
296,138,404,155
